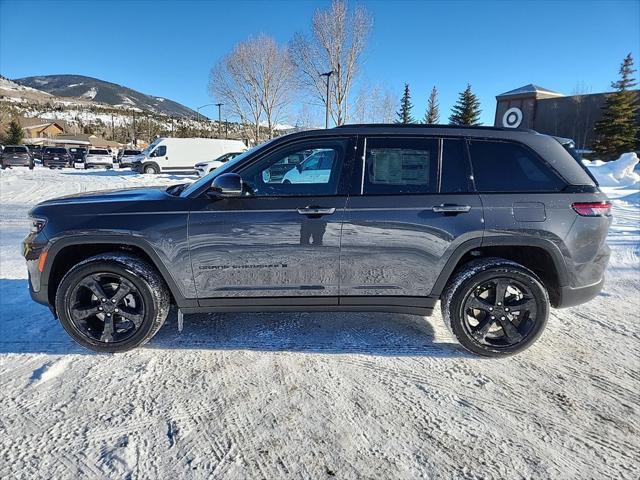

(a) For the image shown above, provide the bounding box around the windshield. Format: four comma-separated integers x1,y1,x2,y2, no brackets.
181,140,275,197
142,138,163,155
4,146,28,153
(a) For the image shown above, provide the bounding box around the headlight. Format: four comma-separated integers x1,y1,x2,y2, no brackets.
30,217,47,234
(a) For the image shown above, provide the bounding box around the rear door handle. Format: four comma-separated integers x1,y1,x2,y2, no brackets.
432,204,472,213
297,206,336,216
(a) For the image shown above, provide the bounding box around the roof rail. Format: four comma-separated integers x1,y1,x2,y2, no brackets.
332,123,532,132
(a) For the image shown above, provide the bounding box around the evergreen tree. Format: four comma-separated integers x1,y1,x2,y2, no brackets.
423,86,440,124
449,84,482,125
396,83,415,124
592,53,639,159
3,119,24,145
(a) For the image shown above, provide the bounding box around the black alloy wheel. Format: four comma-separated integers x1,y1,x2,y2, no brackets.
68,273,145,344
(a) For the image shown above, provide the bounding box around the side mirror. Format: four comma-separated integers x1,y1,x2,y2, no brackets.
296,163,303,173
209,172,243,198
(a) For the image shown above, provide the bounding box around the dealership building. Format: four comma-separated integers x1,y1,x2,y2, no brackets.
494,84,640,150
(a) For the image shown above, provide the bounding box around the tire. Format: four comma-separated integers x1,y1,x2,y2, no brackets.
441,257,549,357
1,163,5,170
144,164,158,174
29,162,34,170
55,253,170,353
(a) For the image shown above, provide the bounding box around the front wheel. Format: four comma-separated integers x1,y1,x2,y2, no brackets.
144,164,158,174
55,253,170,353
441,257,549,357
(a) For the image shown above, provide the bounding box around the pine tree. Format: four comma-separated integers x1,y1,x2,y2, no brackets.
449,84,482,125
423,86,440,124
3,119,24,145
592,53,639,159
396,83,415,124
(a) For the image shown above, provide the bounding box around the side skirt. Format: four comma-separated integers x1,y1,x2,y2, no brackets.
186,296,438,316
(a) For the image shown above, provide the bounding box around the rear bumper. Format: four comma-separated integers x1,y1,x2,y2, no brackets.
2,158,32,166
556,277,605,308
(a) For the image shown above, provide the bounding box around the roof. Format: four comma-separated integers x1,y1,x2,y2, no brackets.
334,123,528,132
496,84,563,99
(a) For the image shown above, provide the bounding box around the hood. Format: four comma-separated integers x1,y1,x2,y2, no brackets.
34,186,169,207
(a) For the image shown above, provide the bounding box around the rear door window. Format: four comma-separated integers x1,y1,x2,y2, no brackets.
362,137,438,194
468,140,565,192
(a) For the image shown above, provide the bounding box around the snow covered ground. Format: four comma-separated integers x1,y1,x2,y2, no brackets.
0,161,639,479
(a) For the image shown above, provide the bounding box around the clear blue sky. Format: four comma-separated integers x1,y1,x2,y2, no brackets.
1,0,638,125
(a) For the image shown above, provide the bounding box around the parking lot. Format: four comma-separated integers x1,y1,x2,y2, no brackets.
0,166,638,479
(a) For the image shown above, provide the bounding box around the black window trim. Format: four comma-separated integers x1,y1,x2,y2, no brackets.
465,137,568,194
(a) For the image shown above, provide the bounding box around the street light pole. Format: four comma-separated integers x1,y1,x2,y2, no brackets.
197,103,217,137
320,71,334,129
215,103,223,138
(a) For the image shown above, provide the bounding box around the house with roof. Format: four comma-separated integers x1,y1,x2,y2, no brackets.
494,84,640,150
18,117,66,142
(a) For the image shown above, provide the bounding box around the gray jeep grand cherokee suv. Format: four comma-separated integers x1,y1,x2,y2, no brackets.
23,125,611,356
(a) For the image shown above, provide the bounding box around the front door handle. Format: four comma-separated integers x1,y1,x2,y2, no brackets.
432,204,472,213
297,206,336,216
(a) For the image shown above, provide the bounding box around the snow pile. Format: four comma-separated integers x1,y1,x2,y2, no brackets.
584,152,640,187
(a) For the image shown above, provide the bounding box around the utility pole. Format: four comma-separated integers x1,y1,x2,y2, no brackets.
320,71,334,129
215,103,223,138
111,114,115,141
132,110,137,146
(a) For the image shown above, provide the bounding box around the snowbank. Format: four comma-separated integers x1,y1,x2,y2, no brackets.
584,152,640,187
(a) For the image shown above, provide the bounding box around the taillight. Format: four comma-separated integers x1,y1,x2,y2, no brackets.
572,201,612,217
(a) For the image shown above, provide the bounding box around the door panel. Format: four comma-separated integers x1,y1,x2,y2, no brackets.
189,196,346,298
340,194,483,297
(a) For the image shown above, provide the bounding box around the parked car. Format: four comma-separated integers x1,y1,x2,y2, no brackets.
27,144,43,161
117,149,142,168
42,147,73,168
24,125,611,355
194,151,244,177
84,148,113,169
1,145,34,169
130,137,246,174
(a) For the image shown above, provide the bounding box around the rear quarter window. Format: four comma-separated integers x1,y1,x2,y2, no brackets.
468,140,566,192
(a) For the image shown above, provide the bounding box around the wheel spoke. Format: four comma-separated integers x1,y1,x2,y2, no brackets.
471,316,494,341
497,316,523,343
70,305,100,322
118,309,143,327
100,315,115,342
466,295,493,312
110,279,133,304
494,279,509,306
81,276,108,301
509,298,536,313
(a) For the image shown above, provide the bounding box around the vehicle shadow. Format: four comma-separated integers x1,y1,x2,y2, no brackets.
0,279,466,358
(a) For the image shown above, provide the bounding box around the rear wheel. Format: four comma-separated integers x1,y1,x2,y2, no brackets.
441,257,549,357
55,253,170,353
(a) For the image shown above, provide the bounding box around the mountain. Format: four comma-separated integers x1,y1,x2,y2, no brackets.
14,74,200,118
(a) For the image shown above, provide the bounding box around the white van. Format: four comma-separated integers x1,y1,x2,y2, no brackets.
131,138,246,174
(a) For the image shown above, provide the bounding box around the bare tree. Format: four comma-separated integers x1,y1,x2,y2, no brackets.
209,42,263,143
290,0,372,126
209,35,296,143
254,35,296,138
